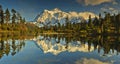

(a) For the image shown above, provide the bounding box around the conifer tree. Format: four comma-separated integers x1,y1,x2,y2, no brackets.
0,5,4,24
11,9,16,23
88,15,93,28
5,8,10,24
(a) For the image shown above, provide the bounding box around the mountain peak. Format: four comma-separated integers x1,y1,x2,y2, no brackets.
36,9,98,26
53,8,61,11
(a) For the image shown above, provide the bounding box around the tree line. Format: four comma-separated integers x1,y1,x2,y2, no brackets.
40,12,120,35
0,5,40,35
0,5,25,24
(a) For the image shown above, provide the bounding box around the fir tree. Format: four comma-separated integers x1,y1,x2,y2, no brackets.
5,8,10,24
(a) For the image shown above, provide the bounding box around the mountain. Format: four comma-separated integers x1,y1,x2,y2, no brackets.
35,8,98,26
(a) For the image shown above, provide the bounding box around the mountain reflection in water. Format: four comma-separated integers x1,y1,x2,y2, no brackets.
34,35,120,56
36,37,94,55
0,34,120,64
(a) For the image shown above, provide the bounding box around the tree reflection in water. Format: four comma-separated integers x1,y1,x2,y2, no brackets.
0,34,120,59
0,37,26,59
36,34,120,56
0,33,38,58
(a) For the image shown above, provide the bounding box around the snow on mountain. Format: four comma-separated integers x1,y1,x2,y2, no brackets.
36,8,98,26
37,8,67,23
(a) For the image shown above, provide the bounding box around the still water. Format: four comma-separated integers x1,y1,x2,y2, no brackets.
0,35,120,64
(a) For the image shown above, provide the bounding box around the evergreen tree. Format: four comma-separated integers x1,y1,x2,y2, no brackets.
93,16,99,26
99,13,102,26
88,15,93,28
22,18,26,23
5,8,10,24
20,16,22,23
116,14,120,33
16,12,22,23
58,22,60,28
11,9,16,23
12,14,16,23
0,5,4,24
105,13,111,23
104,13,111,32
65,16,71,29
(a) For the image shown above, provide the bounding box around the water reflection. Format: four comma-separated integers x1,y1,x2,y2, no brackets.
0,35,36,59
35,35,120,56
0,34,120,64
36,37,94,55
75,58,112,64
0,39,25,59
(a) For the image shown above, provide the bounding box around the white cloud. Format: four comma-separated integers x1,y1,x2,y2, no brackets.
79,12,99,20
101,7,119,14
75,58,113,64
76,0,117,6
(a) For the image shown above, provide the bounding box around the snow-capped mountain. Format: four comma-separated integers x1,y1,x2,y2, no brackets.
35,8,98,26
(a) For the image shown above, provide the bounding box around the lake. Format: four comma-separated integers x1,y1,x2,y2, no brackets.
0,34,120,64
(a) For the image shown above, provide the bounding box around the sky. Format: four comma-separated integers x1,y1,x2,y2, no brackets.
0,0,120,21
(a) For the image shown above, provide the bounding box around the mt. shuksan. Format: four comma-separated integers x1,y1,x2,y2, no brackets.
36,8,98,26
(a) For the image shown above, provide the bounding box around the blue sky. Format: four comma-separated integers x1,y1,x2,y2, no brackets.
0,0,120,21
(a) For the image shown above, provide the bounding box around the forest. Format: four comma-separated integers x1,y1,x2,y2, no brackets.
1,4,120,36
0,5,40,36
40,12,120,36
